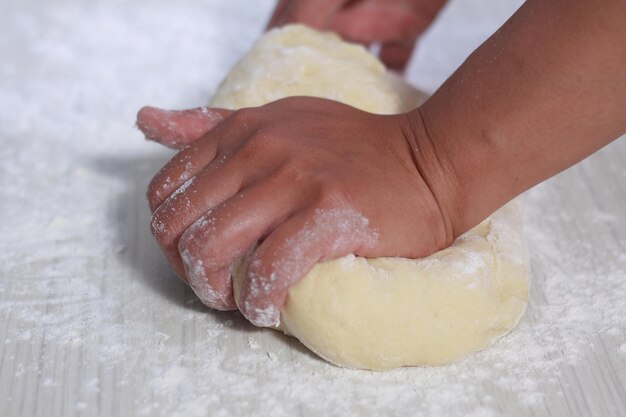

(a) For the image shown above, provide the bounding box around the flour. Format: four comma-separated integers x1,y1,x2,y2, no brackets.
169,176,195,200
0,0,625,416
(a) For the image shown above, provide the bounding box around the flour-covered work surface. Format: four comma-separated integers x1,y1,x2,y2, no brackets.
0,0,625,416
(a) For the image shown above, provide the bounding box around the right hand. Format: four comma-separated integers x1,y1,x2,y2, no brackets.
267,0,448,71
137,98,460,327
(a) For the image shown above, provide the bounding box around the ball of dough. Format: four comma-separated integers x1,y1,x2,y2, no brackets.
211,25,530,370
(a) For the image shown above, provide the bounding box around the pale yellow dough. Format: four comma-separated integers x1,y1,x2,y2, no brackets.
212,25,530,370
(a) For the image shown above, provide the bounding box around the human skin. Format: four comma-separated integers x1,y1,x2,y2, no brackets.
138,101,450,323
267,0,448,71
137,0,626,327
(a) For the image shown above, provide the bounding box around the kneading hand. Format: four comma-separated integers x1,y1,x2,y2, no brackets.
136,98,457,327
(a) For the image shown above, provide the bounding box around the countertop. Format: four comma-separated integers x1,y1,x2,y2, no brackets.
0,0,624,416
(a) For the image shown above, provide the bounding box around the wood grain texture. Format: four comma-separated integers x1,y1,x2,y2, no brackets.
0,0,624,416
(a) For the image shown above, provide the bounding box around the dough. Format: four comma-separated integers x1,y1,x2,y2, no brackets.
211,25,530,370
210,24,410,113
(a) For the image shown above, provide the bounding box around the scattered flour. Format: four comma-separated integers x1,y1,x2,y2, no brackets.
0,0,624,417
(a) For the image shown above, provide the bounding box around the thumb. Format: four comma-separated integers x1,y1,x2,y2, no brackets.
136,106,233,149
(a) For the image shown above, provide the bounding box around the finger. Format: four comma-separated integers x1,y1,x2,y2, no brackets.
271,0,348,29
379,39,417,73
178,170,305,310
238,207,379,327
146,109,258,212
136,106,232,149
151,129,285,280
266,0,292,28
150,154,248,280
329,2,424,45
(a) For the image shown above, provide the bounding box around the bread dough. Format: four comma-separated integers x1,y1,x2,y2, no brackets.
210,25,530,370
210,25,410,113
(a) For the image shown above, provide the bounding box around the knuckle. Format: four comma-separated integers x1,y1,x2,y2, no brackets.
146,151,197,210
318,179,350,207
240,128,284,158
198,238,225,270
230,107,262,126
149,211,167,240
146,177,165,210
177,226,196,254
147,162,178,210
150,208,176,245
270,158,311,186
276,158,307,183
179,215,222,269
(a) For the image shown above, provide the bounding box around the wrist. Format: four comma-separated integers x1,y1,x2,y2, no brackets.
414,98,520,238
396,109,459,247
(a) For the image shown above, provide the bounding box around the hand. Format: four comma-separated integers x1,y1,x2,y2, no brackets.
267,0,448,71
136,98,458,327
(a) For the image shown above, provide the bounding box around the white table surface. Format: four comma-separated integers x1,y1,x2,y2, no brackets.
1,1,625,416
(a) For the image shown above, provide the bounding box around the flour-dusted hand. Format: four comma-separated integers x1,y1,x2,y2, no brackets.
267,0,447,71
137,98,458,326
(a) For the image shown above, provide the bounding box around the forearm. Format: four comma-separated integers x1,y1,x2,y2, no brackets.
414,0,626,235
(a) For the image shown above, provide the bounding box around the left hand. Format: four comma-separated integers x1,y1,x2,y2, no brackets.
267,0,448,71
